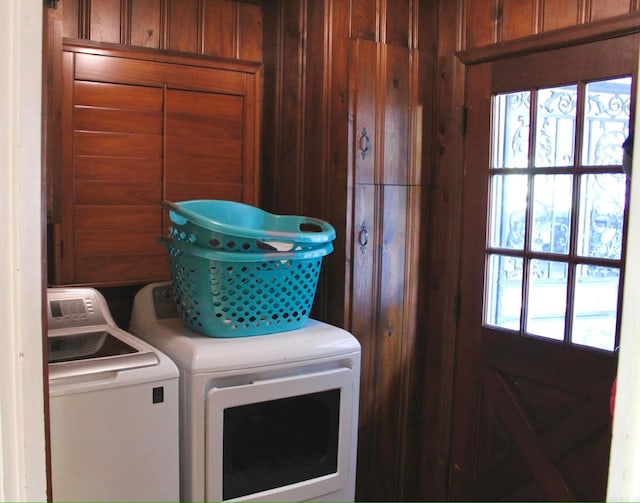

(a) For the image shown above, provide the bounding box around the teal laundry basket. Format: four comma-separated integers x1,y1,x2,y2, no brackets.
160,237,333,337
164,200,336,252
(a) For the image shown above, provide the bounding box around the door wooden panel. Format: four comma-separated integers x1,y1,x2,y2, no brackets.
450,36,638,501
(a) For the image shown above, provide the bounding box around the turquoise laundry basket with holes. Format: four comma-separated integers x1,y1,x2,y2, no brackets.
160,236,333,337
163,200,336,252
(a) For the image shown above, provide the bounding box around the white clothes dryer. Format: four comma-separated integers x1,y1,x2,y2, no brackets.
129,281,361,502
47,287,180,502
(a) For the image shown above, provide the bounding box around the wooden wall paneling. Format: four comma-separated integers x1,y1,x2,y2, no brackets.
130,0,161,48
203,0,236,58
351,182,379,501
166,0,200,53
302,0,327,217
590,0,633,21
501,0,537,41
260,1,278,211
382,44,410,185
542,0,581,32
298,0,332,320
272,0,305,214
385,0,410,47
89,0,121,43
45,4,64,286
62,0,80,39
417,0,465,500
324,0,351,328
350,0,379,42
238,1,263,62
463,0,497,49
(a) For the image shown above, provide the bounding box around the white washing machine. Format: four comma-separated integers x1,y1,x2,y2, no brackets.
129,281,361,502
47,287,180,502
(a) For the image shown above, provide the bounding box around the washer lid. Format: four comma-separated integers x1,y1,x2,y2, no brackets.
48,327,159,380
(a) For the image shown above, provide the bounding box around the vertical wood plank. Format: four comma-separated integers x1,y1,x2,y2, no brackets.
238,2,263,62
44,5,64,288
383,44,410,185
502,0,536,41
542,0,580,31
260,1,279,211
324,0,351,327
203,0,236,58
130,0,161,48
418,0,466,499
385,0,410,47
166,0,199,53
62,0,80,38
273,0,305,214
351,0,379,41
590,0,632,21
464,0,498,49
302,0,327,216
90,0,121,43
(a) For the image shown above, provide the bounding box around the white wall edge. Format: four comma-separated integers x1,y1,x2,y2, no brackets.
0,0,47,501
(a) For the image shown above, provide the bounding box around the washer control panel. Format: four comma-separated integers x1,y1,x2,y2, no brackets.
47,288,109,330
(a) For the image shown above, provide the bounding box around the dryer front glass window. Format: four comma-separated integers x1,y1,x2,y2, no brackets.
222,389,340,500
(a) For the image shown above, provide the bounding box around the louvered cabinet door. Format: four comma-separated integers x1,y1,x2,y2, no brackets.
59,52,166,285
55,44,260,286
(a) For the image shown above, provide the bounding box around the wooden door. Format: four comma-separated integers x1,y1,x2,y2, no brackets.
450,35,639,501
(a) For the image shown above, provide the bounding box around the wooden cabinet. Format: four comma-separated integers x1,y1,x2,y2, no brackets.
348,38,423,501
52,42,260,286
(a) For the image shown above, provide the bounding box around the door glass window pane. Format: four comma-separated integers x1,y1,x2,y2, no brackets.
582,77,632,166
493,91,530,168
488,174,528,250
531,174,572,254
572,264,619,351
487,77,630,351
485,254,523,330
535,85,577,167
577,173,626,260
525,259,568,340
